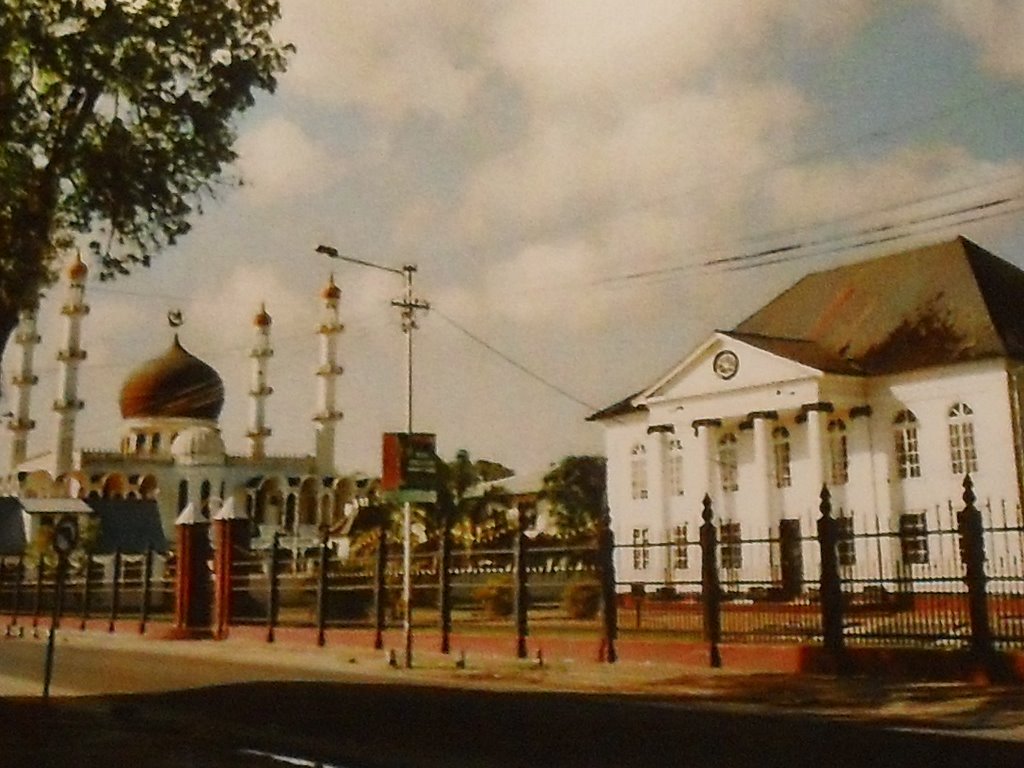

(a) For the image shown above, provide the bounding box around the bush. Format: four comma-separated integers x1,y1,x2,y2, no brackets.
473,577,514,618
562,580,602,619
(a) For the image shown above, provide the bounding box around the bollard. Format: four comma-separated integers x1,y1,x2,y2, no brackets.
817,486,846,670
699,494,722,669
373,526,387,651
958,475,993,662
513,509,529,660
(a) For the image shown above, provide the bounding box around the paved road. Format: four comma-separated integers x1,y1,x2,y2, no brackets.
2,633,1024,768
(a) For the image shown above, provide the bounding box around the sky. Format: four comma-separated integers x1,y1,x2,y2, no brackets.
6,0,1024,479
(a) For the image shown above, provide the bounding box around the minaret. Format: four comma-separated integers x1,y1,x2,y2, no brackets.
6,307,41,471
314,275,344,473
247,303,274,459
53,253,89,475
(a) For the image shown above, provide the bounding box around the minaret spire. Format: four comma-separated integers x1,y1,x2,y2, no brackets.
53,252,89,475
7,307,41,471
314,275,344,473
247,302,274,459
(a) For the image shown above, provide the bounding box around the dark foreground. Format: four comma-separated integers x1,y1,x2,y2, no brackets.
2,681,1023,768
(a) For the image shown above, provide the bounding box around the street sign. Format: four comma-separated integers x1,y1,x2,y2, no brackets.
52,515,79,555
381,432,438,503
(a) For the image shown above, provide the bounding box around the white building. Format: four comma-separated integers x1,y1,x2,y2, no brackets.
1,256,354,551
589,237,1024,592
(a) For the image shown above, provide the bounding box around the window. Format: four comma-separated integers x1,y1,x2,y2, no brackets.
772,426,792,488
718,434,738,493
151,432,161,453
720,521,743,569
672,524,688,570
836,515,856,566
828,420,849,486
630,443,648,500
948,402,978,475
666,438,684,496
177,479,189,513
632,527,650,570
899,511,929,565
893,410,921,479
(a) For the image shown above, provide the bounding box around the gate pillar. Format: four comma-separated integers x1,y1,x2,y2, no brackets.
169,503,213,639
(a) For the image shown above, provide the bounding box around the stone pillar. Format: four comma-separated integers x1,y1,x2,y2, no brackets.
169,503,212,640
749,411,777,534
800,402,833,499
7,309,40,471
212,497,249,640
53,254,89,475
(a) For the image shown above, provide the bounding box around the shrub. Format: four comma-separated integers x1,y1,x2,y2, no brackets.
562,580,602,620
473,577,514,618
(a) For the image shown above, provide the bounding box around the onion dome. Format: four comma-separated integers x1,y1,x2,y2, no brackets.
119,335,225,420
321,274,341,301
254,302,272,327
170,425,226,465
68,252,88,281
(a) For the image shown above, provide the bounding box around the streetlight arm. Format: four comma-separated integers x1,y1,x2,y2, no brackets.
315,245,404,275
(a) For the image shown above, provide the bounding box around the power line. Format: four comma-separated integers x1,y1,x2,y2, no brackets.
432,308,600,413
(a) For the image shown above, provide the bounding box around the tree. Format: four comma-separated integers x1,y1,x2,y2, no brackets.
541,455,607,538
0,1,292,357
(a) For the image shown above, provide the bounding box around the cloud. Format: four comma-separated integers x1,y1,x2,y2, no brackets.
934,0,1024,78
279,0,489,122
235,117,335,206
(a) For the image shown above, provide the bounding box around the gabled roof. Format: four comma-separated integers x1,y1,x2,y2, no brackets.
588,237,1024,420
733,236,1024,375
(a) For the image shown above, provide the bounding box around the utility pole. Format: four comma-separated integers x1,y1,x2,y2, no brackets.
315,246,429,668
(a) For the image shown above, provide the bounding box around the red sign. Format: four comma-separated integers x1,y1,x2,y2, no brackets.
381,432,437,493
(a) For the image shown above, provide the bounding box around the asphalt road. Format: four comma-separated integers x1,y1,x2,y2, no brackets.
2,637,1024,768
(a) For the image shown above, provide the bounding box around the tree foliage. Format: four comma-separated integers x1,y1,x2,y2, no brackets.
541,455,607,537
0,0,292,350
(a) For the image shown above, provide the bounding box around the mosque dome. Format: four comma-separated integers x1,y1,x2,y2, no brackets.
68,253,88,281
119,336,225,420
254,303,272,327
321,275,341,301
170,425,226,465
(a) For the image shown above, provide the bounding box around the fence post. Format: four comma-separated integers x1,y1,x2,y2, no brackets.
373,525,388,651
266,532,280,643
10,553,24,630
108,549,122,633
316,529,330,647
31,556,44,636
597,508,618,663
438,514,452,654
699,494,722,668
958,474,993,662
80,552,93,630
139,546,154,635
513,508,529,659
816,485,846,671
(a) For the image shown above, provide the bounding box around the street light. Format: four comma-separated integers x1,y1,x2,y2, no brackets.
316,244,429,668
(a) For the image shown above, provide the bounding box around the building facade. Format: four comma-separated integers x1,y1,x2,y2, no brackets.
1,257,355,552
590,237,1024,591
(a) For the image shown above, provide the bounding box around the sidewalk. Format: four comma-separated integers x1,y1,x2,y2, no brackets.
8,621,1024,745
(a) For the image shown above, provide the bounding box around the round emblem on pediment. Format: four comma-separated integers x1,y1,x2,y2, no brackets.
713,350,739,380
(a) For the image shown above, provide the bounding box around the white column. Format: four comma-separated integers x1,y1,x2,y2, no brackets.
750,412,775,533
247,304,274,459
804,406,827,498
53,254,89,475
7,309,41,471
646,425,673,586
692,419,720,504
314,275,344,474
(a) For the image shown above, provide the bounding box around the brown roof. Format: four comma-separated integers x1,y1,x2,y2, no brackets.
589,237,1024,420
733,236,1024,374
585,391,645,422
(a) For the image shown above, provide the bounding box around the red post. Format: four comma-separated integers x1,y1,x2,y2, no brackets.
213,497,249,640
170,503,213,640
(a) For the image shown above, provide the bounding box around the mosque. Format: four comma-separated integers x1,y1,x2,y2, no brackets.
0,254,352,551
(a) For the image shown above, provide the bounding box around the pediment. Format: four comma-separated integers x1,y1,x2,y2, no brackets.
639,332,823,404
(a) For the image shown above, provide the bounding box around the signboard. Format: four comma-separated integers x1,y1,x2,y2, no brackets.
52,515,79,555
382,432,438,503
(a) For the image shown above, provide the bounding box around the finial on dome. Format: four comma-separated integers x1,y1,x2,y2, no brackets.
68,251,88,281
321,274,341,301
254,302,272,327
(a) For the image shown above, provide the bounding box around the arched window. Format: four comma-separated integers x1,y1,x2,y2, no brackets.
948,402,978,475
151,432,161,453
134,433,146,453
666,438,684,496
718,434,738,493
894,409,921,479
828,419,849,486
630,443,648,500
772,426,791,488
